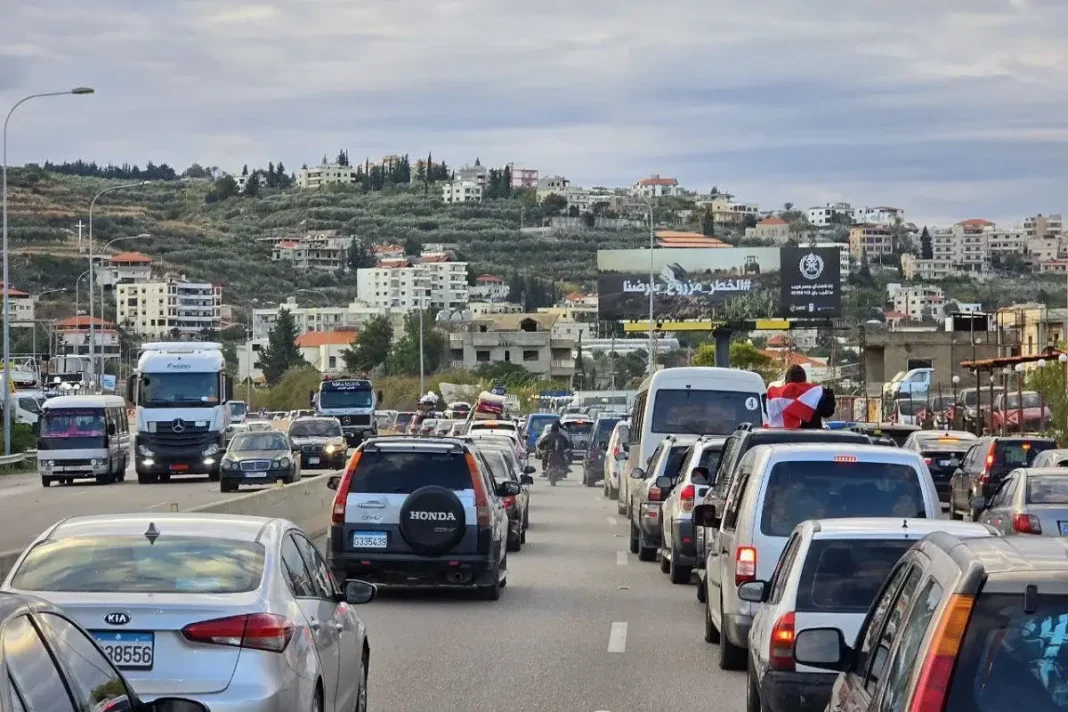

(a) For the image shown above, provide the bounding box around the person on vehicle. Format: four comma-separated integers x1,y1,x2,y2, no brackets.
537,421,572,472
766,365,837,429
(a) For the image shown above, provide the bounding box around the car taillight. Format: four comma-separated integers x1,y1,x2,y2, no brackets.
923,457,932,465
331,451,362,524
980,443,995,484
1012,513,1042,534
908,594,974,712
769,612,796,671
182,613,294,653
501,495,516,508
648,486,662,502
680,484,696,512
735,546,756,587
465,452,491,526
612,445,620,460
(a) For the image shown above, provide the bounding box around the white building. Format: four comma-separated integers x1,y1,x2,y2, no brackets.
234,171,268,193
295,331,358,376
96,251,153,288
441,180,483,203
853,206,904,226
807,202,854,227
3,284,34,327
892,285,946,322
1023,213,1063,239
470,274,510,302
272,232,349,271
455,163,489,186
53,316,120,365
296,163,358,189
251,297,406,340
508,164,538,189
115,280,222,337
633,174,681,199
536,176,570,202
357,253,470,312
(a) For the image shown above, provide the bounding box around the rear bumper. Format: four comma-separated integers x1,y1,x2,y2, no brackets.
328,548,499,587
639,504,662,543
759,669,835,712
220,468,293,485
724,612,752,648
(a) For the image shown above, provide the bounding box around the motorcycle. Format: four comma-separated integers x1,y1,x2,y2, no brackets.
546,452,569,486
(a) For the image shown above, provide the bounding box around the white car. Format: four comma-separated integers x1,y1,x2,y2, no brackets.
604,420,631,504
695,443,943,671
658,436,726,584
740,518,996,712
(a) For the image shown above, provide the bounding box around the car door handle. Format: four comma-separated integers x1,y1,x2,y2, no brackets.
356,500,386,508
308,618,321,630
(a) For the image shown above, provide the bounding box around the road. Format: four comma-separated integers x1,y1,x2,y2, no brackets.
347,474,746,712
0,461,341,553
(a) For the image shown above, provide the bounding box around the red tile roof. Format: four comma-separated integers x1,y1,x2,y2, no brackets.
1,286,28,297
110,251,153,264
56,315,113,329
884,310,907,320
767,334,788,347
759,216,787,226
376,258,411,268
275,240,299,249
420,254,450,263
957,218,993,226
638,176,678,186
476,274,503,283
296,331,358,347
655,231,729,248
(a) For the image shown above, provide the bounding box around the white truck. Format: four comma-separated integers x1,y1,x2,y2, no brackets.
126,342,234,484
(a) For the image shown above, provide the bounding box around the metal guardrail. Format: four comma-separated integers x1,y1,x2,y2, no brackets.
0,453,28,467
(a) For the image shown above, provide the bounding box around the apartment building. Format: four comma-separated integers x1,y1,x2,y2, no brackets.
469,301,523,318
633,174,681,199
441,180,483,203
507,164,538,190
272,232,349,271
807,202,854,227
357,253,469,312
54,315,120,363
891,285,946,322
566,187,622,215
854,206,904,226
296,163,358,189
444,313,575,380
1026,236,1062,263
1024,213,1063,239
116,281,222,337
423,254,469,310
848,224,894,261
96,252,153,288
235,171,267,193
709,196,760,226
987,230,1026,260
470,274,510,302
251,297,406,340
2,285,34,327
745,216,790,242
536,176,570,201
455,163,489,186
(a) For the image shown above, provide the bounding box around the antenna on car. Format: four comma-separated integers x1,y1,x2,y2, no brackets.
144,522,160,545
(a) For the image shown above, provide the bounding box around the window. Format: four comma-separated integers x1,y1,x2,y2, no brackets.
504,350,511,362
768,534,802,604
38,613,131,711
797,539,916,613
280,535,317,598
292,534,336,599
650,389,763,435
856,564,911,682
713,435,742,487
723,456,756,530
523,349,538,362
476,350,490,363
867,566,921,689
881,579,943,712
349,450,474,493
3,616,76,712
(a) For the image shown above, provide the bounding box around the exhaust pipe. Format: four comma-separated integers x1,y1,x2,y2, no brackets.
446,571,469,584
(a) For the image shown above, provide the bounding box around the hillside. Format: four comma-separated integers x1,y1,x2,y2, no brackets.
4,168,649,310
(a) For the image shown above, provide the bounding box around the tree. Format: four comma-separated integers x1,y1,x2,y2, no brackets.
692,344,716,367
243,171,260,197
692,342,778,382
701,208,715,237
389,310,446,376
347,237,375,270
341,316,392,373
403,236,423,256
541,193,568,216
475,361,534,388
241,164,249,177
221,341,239,378
182,163,212,179
336,149,349,167
255,308,305,385
920,226,933,259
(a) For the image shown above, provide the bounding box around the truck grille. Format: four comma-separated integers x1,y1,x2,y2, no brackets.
139,431,217,457
340,415,371,426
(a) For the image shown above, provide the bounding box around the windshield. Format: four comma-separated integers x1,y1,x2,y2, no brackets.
319,388,373,410
10,536,264,593
227,401,247,417
139,372,220,408
395,413,414,426
289,420,342,437
997,441,1055,467
18,397,42,415
760,460,926,537
40,409,105,438
229,433,288,452
528,414,559,431
651,389,763,435
917,434,976,453
1004,393,1043,409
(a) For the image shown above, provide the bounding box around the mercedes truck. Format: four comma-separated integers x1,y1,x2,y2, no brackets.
313,375,377,447
127,342,233,483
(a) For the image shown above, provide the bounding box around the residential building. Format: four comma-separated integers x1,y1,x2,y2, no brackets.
566,187,622,215
251,298,406,340
900,254,957,282
470,274,510,302
469,302,523,318
892,285,946,323
848,224,894,261
441,180,482,203
1039,260,1068,274
272,232,349,271
862,329,1000,397
536,176,570,202
1024,213,1063,239
709,196,760,226
421,253,469,310
234,171,267,193
296,331,358,375
373,244,405,260
807,202,854,227
54,315,120,364
455,163,489,186
808,203,902,227
2,285,33,327
1026,236,1062,264
444,313,575,380
632,174,681,199
507,164,539,190
116,280,222,337
853,206,904,226
987,229,1026,260
296,162,358,189
538,292,599,322
97,251,153,288
745,216,790,242
356,254,469,312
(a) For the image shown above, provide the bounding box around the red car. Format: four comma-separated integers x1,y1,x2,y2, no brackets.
989,391,1050,433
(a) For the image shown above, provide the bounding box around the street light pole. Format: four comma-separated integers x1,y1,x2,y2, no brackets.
88,183,148,390
31,289,67,361
642,196,655,376
3,87,94,454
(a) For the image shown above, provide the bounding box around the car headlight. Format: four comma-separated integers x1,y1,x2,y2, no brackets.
138,445,155,457
40,460,53,469
221,458,236,470
202,443,221,456
90,459,104,467
324,444,337,454
274,457,292,468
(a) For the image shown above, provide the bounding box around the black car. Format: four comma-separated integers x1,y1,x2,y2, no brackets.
582,415,623,488
794,534,1068,711
949,435,1056,520
902,429,977,503
218,431,300,492
288,416,348,469
847,422,919,446
0,591,211,712
474,446,535,552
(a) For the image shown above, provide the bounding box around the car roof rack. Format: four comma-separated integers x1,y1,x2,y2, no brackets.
736,422,754,431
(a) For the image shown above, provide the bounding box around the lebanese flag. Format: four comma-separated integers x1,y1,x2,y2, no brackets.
766,382,825,429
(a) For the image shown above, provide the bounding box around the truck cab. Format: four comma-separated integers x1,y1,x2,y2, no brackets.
314,375,377,447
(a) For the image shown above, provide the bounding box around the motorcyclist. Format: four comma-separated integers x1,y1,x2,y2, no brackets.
537,422,572,475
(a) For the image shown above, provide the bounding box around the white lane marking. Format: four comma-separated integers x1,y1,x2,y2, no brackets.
606,516,618,526
607,622,628,653
616,551,628,566
146,501,179,511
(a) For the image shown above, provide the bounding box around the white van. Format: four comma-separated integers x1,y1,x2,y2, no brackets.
696,442,941,670
622,367,766,501
37,395,130,487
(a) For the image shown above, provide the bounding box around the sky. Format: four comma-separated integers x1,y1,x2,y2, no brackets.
4,0,1068,226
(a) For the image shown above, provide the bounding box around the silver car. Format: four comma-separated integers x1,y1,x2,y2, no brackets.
3,513,375,712
975,467,1068,536
1029,448,1068,469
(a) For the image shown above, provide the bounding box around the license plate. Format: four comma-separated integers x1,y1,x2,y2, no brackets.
169,464,188,472
1060,522,1068,537
938,460,951,467
307,456,320,465
91,631,154,670
245,471,267,478
353,532,388,549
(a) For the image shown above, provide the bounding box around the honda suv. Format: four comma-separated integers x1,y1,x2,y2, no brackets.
326,436,521,600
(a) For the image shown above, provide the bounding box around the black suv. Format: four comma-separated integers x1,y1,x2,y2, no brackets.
326,437,521,600
793,534,1068,711
949,435,1056,520
692,426,871,604
582,415,623,487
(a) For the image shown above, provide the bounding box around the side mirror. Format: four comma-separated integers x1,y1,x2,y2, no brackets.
520,474,534,486
344,579,377,605
970,495,986,511
140,700,210,712
793,628,850,671
655,475,674,490
693,504,721,529
497,480,522,497
737,580,768,603
326,475,341,491
630,467,646,480
691,466,710,486
523,465,536,475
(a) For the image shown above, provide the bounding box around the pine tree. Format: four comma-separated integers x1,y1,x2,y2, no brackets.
337,150,349,167
347,236,375,270
920,226,933,260
241,164,249,177
255,308,306,385
266,162,276,187
426,152,433,183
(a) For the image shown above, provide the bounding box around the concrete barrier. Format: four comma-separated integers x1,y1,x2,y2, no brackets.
0,473,337,580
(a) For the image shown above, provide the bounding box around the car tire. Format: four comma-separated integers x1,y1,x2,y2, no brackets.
697,577,707,603
637,529,657,562
629,521,640,554
670,556,692,585
704,596,720,644
507,532,521,552
617,496,627,515
357,652,369,712
41,476,51,487
478,566,502,601
746,665,764,712
585,471,597,488
220,480,237,493
660,552,671,573
208,469,220,482
520,527,526,544
719,596,748,670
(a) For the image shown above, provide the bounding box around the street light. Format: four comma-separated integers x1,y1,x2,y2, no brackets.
642,197,655,375
31,289,66,359
73,269,90,317
1014,363,1025,434
951,374,960,428
2,86,94,454
88,183,149,388
227,304,255,409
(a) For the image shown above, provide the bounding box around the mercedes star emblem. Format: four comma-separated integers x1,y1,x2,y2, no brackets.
171,419,186,433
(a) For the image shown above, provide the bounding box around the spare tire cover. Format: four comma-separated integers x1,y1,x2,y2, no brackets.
398,486,468,556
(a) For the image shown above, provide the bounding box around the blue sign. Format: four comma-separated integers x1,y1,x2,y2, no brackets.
101,375,117,392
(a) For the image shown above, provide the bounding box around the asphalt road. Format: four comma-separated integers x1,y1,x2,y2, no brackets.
345,471,746,712
0,460,342,553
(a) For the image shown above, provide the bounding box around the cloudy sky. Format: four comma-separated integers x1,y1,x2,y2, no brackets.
4,0,1068,225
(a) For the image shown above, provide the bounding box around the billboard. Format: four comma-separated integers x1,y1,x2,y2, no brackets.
597,247,781,322
779,246,842,318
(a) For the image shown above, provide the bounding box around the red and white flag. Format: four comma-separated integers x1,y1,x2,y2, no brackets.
766,382,825,429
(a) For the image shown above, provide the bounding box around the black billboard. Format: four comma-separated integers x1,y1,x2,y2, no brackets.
779,246,842,318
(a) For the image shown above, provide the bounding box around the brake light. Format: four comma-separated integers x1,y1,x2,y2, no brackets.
648,486,662,502
1012,513,1042,534
908,595,975,712
769,612,796,671
680,484,696,512
980,442,996,484
465,452,491,526
735,546,757,587
331,451,362,524
182,613,294,653
923,457,932,465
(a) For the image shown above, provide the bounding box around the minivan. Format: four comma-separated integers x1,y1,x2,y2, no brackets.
37,395,130,486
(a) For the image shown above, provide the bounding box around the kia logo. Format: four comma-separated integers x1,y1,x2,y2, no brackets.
103,612,130,626
171,419,186,433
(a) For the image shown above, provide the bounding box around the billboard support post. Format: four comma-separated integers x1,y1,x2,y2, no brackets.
713,328,731,368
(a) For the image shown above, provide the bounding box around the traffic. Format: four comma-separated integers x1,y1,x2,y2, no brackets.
4,361,1068,710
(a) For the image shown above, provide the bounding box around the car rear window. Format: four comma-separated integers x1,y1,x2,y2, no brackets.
946,593,1068,711
760,461,927,537
997,440,1055,467
350,450,473,493
562,421,593,435
917,435,975,453
10,536,264,593
1026,476,1068,505
651,389,763,435
594,418,622,442
796,539,915,613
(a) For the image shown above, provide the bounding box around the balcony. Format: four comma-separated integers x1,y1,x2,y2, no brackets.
470,332,550,348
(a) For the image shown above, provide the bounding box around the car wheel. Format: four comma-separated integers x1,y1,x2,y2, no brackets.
220,480,237,493
719,595,748,670
40,476,51,488
637,529,657,562
356,653,369,712
507,531,521,552
629,521,640,554
585,470,597,488
520,527,526,544
704,595,720,644
477,562,503,600
670,556,692,585
616,496,627,515
697,577,707,603
746,665,764,712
